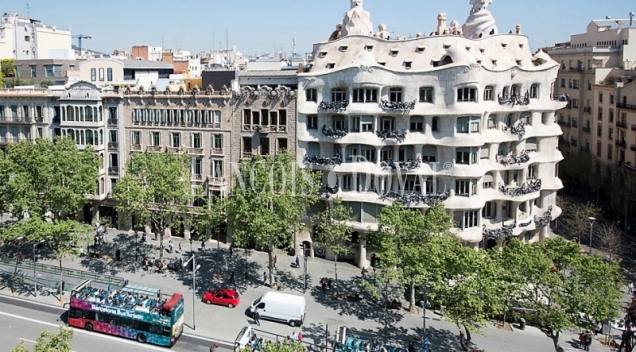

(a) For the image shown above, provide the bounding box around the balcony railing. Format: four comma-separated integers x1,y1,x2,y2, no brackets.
558,137,570,146
322,125,348,139
318,101,348,112
496,150,530,166
534,205,553,227
617,102,636,112
146,145,163,152
166,147,183,153
482,221,516,241
208,176,227,185
108,167,119,175
582,126,591,133
241,152,253,159
379,190,450,206
211,148,224,155
498,91,530,107
131,144,142,151
107,119,118,126
192,174,204,181
376,129,407,143
379,100,416,113
499,179,542,197
552,93,570,102
616,140,627,148
502,122,527,138
632,124,636,131
381,158,421,172
616,120,628,128
188,147,204,155
303,154,342,167
108,142,119,149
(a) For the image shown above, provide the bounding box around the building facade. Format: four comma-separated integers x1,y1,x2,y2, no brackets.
297,0,565,267
0,13,73,60
14,59,78,87
549,16,636,228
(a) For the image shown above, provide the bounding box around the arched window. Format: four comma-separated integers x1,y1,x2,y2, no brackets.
99,129,104,145
67,129,75,141
85,130,93,145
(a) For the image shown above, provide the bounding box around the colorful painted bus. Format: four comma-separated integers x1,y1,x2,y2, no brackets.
68,280,184,347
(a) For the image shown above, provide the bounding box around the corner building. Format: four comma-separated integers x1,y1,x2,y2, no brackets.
297,0,565,267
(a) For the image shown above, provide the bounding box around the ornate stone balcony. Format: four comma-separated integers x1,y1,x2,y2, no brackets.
211,148,224,155
188,147,204,155
502,122,527,138
303,154,342,167
146,145,163,152
498,91,530,107
534,206,553,227
380,158,421,172
552,93,570,102
482,221,516,241
322,125,348,139
131,144,142,151
318,185,339,198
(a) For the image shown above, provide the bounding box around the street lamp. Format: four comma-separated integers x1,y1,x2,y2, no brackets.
33,240,45,297
183,254,200,330
301,243,308,293
588,217,595,254
420,285,428,339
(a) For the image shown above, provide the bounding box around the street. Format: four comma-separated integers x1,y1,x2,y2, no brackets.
0,296,230,352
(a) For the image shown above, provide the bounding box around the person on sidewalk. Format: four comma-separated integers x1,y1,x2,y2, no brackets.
273,256,277,270
253,308,261,326
229,272,235,285
178,242,182,254
209,342,219,352
263,272,267,285
115,249,121,261
229,245,233,257
295,256,300,268
629,282,634,294
584,330,592,351
297,331,303,341
201,240,206,250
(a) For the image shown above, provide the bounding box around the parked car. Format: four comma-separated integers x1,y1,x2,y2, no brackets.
202,288,240,308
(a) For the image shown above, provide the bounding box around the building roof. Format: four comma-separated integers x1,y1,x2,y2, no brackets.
239,70,298,78
118,60,174,70
592,19,635,30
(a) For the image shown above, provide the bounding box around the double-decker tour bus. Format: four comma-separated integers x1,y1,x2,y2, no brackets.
68,279,184,347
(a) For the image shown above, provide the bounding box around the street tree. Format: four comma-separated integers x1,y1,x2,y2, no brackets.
596,223,629,260
367,201,453,311
0,58,15,88
113,151,192,263
311,197,354,293
0,137,99,220
0,218,91,298
225,151,319,287
502,237,623,352
12,326,74,352
425,233,503,351
193,197,226,243
558,196,600,244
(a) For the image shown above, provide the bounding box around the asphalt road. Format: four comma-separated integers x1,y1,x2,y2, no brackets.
0,295,232,352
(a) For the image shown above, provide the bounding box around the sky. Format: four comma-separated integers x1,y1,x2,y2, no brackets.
5,0,636,57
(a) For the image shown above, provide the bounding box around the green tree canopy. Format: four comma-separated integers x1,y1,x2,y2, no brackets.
113,151,192,262
226,151,319,287
12,325,73,352
0,58,15,88
0,137,99,220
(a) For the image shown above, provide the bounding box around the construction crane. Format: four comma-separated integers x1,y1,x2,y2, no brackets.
72,34,93,52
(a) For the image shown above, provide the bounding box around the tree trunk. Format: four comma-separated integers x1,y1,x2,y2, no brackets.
58,258,63,300
458,323,472,351
408,278,416,312
549,329,561,352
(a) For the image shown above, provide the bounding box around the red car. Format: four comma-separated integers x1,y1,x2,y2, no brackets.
202,288,240,308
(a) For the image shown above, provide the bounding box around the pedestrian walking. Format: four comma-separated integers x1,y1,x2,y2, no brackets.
229,272,235,285
295,255,300,268
263,271,267,285
209,342,219,352
178,242,182,254
253,308,261,326
585,330,592,351
297,331,303,341
201,240,206,250
273,255,277,270
115,249,121,261
629,282,634,294
229,245,233,257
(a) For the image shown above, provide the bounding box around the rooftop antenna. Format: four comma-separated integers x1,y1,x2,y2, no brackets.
292,33,297,56
25,3,30,18
631,12,634,26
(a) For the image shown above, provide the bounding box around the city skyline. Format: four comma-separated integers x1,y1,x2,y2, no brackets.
3,0,635,57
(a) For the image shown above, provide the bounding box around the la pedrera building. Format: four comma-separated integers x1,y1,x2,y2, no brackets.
297,0,566,267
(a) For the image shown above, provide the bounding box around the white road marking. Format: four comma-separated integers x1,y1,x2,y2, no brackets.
0,311,170,351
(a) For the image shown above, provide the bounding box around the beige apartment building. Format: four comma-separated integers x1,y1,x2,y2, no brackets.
549,16,636,227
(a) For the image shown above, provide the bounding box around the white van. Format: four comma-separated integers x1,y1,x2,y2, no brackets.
248,291,306,327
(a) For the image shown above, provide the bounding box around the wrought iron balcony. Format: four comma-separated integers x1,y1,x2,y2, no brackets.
499,178,542,197
617,102,636,112
534,205,553,227
616,139,627,148
318,101,349,112
482,221,516,241
498,91,530,107
381,158,421,171
496,150,530,166
376,129,407,143
107,119,118,126
318,185,339,198
322,125,348,138
616,120,628,128
303,154,342,167
108,142,119,149
502,122,527,138
379,100,416,113
582,126,591,133
379,190,450,206
552,93,570,102
108,167,119,175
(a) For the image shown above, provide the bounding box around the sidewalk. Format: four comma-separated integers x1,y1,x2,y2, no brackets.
0,228,615,352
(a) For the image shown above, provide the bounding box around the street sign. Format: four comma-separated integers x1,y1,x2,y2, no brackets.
421,337,430,352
